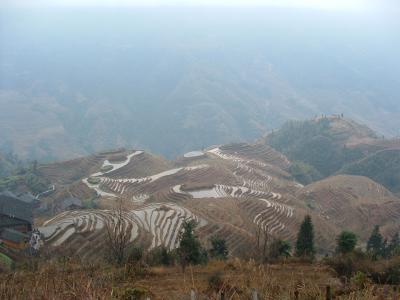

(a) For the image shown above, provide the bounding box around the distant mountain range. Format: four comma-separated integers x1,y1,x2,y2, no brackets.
1,7,399,161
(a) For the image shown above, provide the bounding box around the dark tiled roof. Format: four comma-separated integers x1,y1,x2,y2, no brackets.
17,193,38,204
0,194,33,224
60,197,82,210
0,228,29,243
0,191,17,198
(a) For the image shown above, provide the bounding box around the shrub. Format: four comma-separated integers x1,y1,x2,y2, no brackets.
369,257,400,284
269,239,291,259
126,246,144,265
209,236,229,260
101,165,114,172
87,177,101,184
208,271,224,291
114,287,148,300
146,246,174,266
324,250,369,279
336,231,358,254
82,197,97,209
350,271,370,289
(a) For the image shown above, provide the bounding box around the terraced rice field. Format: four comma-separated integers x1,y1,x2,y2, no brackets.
83,155,211,201
183,151,205,158
41,143,399,257
37,144,307,257
38,203,205,257
90,151,143,177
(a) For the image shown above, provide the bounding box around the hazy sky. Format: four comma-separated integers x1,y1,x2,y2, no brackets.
3,0,397,12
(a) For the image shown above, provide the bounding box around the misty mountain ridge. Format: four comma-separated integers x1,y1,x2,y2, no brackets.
1,6,399,161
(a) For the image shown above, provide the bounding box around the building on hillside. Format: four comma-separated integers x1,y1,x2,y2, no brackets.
59,197,83,211
0,191,39,208
0,193,33,233
17,192,39,206
0,228,30,250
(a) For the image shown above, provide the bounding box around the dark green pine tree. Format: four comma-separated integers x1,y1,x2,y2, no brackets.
209,236,229,260
367,225,384,259
295,215,315,258
336,231,357,254
388,232,400,257
177,219,207,271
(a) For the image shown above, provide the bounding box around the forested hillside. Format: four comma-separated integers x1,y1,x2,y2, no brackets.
0,152,20,177
339,149,400,193
266,117,376,182
266,117,400,193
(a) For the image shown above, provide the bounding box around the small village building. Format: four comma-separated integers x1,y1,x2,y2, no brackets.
0,228,30,250
59,197,83,211
17,192,39,207
0,193,33,233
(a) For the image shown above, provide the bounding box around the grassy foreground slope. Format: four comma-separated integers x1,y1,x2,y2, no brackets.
0,258,379,299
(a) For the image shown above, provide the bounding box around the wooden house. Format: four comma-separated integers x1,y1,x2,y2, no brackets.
59,197,83,211
0,228,29,250
0,193,33,233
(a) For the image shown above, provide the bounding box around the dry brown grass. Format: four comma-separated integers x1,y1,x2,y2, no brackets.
1,258,398,300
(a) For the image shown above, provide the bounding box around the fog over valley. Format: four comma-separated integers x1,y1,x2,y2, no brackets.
0,2,399,161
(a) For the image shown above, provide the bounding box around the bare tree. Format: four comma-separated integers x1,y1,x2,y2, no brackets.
254,221,291,262
254,221,270,262
105,198,130,265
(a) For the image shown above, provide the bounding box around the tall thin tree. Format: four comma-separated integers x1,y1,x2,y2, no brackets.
367,225,384,259
295,215,315,258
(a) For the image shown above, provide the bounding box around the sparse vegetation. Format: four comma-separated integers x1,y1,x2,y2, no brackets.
1,256,400,299
105,200,131,265
0,253,13,270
